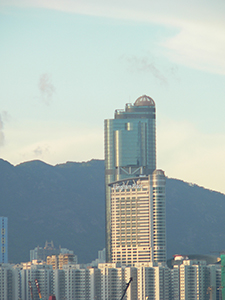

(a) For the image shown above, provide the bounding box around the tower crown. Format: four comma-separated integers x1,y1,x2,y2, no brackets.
134,95,155,106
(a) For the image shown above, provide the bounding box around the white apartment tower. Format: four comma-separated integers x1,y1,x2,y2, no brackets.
0,263,13,300
21,261,53,300
179,260,209,300
136,263,170,300
63,265,91,300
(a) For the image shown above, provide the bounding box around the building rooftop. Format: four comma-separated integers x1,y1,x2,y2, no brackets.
134,95,155,106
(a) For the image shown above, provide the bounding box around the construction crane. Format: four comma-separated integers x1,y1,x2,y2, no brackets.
120,277,132,300
28,281,34,300
35,279,42,300
206,286,213,300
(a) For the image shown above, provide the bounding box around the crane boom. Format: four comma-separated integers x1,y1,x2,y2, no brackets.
35,279,42,300
28,281,34,300
120,277,132,300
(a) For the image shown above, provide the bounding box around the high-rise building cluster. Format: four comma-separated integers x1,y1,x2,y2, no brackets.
0,257,222,300
30,240,75,261
0,95,224,299
102,95,223,299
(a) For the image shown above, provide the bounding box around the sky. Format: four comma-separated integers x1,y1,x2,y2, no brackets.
0,0,225,194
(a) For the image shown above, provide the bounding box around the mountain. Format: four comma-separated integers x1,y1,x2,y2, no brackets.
0,158,224,263
0,159,105,264
166,178,225,257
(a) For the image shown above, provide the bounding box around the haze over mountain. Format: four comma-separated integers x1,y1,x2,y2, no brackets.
0,158,224,263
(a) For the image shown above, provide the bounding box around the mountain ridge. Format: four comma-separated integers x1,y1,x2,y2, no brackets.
0,158,224,263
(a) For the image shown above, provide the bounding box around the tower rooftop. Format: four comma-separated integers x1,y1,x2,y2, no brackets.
134,95,155,106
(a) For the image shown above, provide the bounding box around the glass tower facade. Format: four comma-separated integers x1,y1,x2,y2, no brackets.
104,95,157,262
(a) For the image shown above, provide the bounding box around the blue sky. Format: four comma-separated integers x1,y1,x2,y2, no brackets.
0,0,225,194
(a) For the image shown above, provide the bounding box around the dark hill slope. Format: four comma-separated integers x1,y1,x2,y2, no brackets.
0,158,224,263
166,179,225,257
0,159,105,263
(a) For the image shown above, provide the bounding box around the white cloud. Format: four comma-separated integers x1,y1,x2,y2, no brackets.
2,0,225,75
157,117,225,194
161,21,225,75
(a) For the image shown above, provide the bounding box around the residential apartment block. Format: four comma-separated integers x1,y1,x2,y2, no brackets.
0,258,222,300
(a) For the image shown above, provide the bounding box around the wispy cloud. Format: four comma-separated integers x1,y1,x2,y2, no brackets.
162,21,225,75
3,0,224,75
39,73,55,105
33,146,49,157
0,115,4,147
0,111,10,147
1,111,11,122
121,55,167,85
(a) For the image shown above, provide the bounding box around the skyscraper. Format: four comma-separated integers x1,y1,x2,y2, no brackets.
104,95,159,262
110,170,166,266
0,217,8,263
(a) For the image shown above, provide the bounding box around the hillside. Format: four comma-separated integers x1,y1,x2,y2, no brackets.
0,158,224,263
